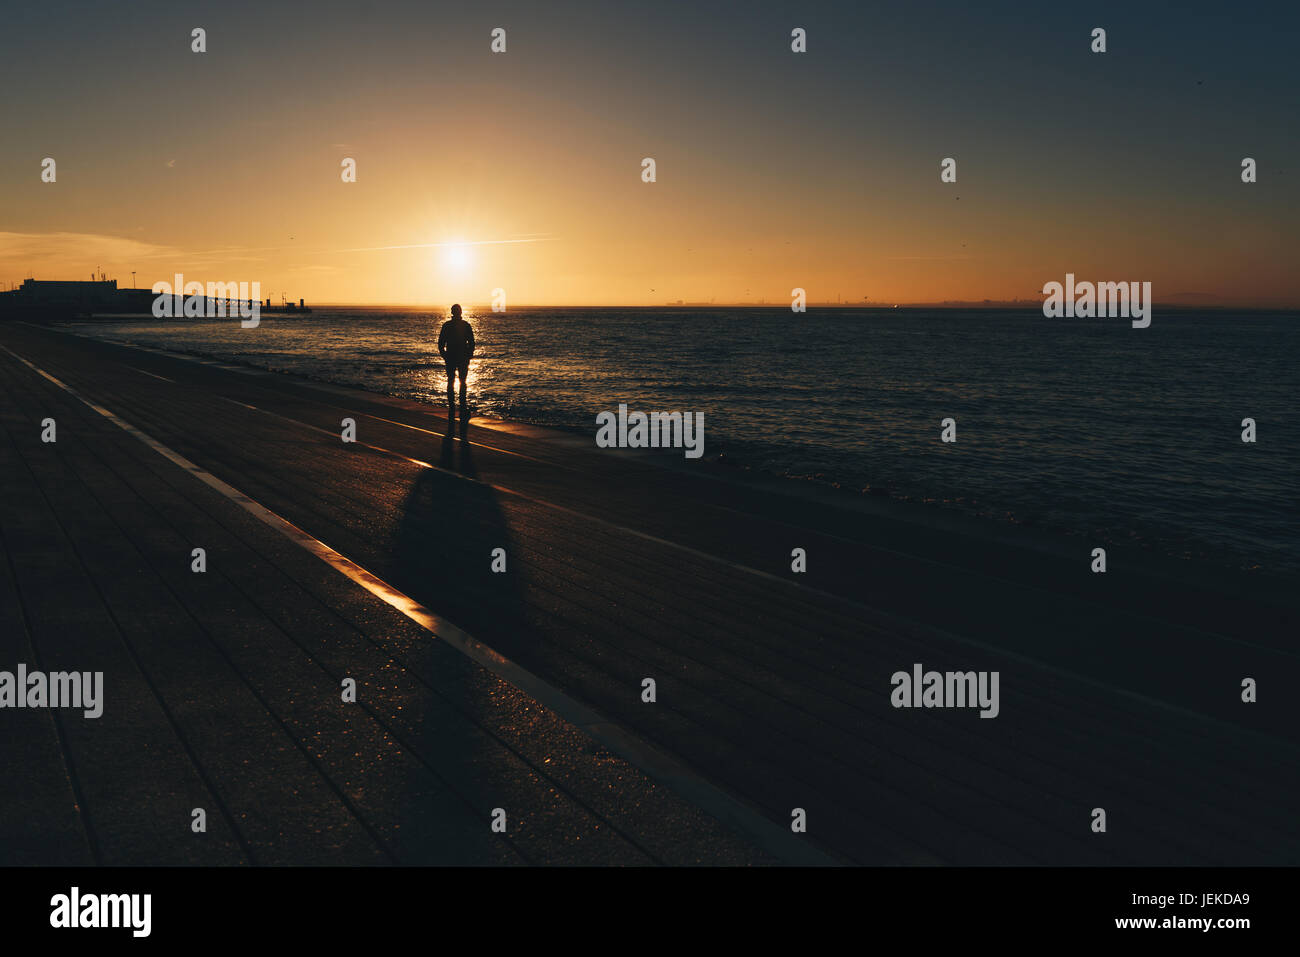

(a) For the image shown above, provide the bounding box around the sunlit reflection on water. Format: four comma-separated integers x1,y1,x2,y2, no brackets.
64,306,1300,573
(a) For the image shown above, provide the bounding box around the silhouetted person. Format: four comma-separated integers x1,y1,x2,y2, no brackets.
438,303,475,428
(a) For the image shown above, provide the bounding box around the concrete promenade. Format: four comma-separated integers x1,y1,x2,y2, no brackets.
1,321,1297,865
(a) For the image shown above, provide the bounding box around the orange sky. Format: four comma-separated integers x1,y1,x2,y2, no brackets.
2,3,1297,307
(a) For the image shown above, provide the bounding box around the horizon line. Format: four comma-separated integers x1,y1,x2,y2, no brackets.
291,301,1300,311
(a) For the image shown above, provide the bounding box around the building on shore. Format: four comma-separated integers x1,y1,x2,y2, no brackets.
0,279,156,317
1,279,310,319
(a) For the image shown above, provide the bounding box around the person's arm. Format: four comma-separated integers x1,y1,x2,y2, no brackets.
466,324,475,358
437,323,448,359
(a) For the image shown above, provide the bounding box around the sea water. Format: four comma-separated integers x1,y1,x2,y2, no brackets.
67,307,1300,575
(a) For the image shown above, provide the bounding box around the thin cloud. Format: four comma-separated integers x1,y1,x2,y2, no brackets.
0,231,178,268
0,232,557,282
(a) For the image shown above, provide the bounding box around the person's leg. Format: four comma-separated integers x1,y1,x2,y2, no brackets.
458,363,469,416
446,362,455,417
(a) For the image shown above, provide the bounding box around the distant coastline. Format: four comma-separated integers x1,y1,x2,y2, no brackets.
6,278,1298,317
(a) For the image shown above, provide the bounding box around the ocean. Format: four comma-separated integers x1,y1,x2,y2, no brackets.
66,307,1300,575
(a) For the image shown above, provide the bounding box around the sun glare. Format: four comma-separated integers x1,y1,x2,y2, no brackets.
441,241,473,274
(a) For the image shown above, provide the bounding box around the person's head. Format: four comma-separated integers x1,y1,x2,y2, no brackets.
450,303,462,319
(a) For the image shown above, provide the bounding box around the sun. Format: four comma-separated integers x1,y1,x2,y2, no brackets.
440,241,473,274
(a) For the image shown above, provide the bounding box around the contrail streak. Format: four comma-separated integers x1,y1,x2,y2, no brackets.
340,238,558,252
